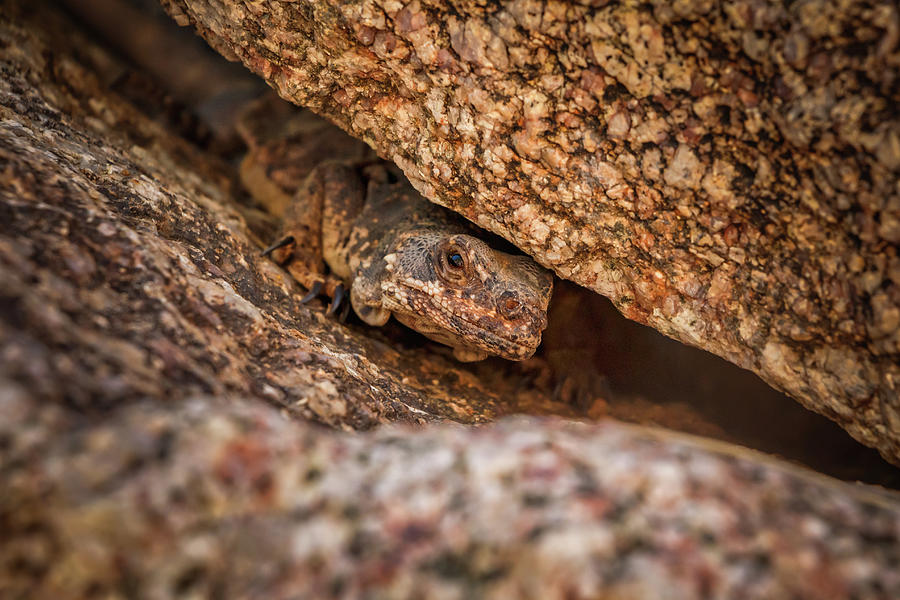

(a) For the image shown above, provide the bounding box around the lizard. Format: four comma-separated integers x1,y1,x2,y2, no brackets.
239,96,553,362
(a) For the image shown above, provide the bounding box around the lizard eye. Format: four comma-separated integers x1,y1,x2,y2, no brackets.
437,243,470,283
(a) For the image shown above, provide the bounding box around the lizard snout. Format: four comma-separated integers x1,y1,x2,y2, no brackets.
497,291,548,331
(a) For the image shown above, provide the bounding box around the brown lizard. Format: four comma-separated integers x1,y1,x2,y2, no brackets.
241,98,553,362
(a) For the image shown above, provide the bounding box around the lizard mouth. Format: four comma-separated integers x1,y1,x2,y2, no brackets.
404,314,537,356
385,285,545,359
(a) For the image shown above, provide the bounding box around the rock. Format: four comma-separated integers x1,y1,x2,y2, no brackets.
4,393,900,599
2,3,900,598
160,0,900,463
0,1,566,430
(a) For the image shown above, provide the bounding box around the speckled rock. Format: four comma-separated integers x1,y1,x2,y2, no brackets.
159,0,900,463
2,3,900,598
0,1,571,429
4,392,900,599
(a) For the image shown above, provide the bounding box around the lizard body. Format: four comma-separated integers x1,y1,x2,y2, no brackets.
241,98,552,361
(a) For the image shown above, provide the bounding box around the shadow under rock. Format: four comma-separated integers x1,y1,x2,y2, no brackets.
542,281,900,488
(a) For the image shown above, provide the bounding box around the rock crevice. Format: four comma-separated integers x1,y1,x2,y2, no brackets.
160,0,900,462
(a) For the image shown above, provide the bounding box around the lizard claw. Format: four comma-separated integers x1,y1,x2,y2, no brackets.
339,298,351,322
299,280,323,304
327,283,345,316
261,235,295,257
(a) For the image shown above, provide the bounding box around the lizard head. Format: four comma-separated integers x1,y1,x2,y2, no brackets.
376,230,553,361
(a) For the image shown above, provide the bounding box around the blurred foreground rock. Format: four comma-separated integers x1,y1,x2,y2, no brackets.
161,0,900,464
4,394,900,599
1,2,899,599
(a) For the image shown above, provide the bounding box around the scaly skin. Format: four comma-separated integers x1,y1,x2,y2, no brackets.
239,97,553,360
267,161,553,361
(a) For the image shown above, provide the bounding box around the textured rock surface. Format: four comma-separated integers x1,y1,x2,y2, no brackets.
4,393,900,599
159,0,900,463
0,1,568,430
2,3,900,598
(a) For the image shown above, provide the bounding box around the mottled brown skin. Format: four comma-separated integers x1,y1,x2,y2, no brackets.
267,161,553,361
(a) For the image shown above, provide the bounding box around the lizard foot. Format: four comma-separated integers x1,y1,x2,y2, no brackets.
299,280,322,304
262,235,347,317
327,283,345,316
295,278,347,319
339,297,351,322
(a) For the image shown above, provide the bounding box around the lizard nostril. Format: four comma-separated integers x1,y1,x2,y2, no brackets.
498,292,522,319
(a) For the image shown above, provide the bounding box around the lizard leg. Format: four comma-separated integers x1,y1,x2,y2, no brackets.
264,163,345,302
320,163,368,282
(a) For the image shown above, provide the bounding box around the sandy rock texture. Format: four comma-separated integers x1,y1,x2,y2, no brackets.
5,394,900,599
0,1,574,430
2,3,900,598
159,0,900,463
